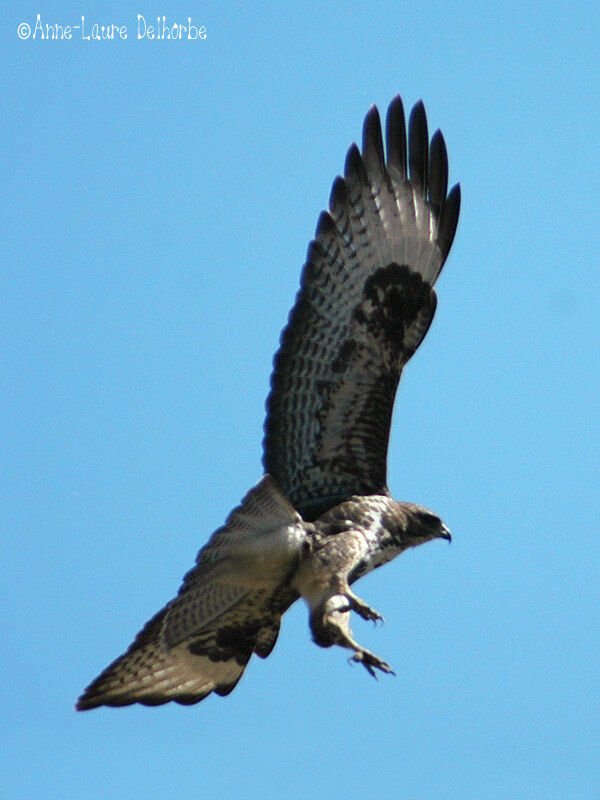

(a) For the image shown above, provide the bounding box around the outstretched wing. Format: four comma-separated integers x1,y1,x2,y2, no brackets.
264,97,460,520
76,476,303,709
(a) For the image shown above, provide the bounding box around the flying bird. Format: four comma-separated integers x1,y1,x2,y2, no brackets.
77,95,460,710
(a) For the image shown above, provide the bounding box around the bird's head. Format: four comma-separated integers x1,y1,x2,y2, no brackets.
392,502,452,547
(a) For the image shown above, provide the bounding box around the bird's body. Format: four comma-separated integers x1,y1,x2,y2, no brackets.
293,492,450,676
77,95,460,711
77,479,449,707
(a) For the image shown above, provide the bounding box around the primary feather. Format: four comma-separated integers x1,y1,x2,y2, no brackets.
264,96,459,520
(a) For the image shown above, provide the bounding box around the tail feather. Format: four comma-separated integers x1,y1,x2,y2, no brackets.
76,607,248,710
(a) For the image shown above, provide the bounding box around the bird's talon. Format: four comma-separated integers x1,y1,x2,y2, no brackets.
348,598,384,624
350,649,393,678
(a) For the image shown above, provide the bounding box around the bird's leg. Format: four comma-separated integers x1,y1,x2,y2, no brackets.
333,581,384,624
331,618,394,678
317,602,394,678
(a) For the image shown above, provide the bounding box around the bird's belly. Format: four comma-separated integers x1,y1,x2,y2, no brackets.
291,528,366,602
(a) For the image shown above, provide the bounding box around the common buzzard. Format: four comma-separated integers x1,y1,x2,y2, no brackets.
77,95,460,710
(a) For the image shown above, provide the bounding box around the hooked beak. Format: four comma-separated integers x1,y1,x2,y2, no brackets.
439,524,452,543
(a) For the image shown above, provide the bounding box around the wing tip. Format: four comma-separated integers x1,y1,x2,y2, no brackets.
329,174,348,212
402,98,461,265
386,94,407,178
408,99,429,194
438,182,461,263
262,93,461,511
428,129,448,216
362,103,385,174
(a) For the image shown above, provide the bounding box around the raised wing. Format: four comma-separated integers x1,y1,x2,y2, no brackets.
264,97,460,520
76,476,303,709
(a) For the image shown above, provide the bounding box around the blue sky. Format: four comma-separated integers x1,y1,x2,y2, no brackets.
3,1,599,798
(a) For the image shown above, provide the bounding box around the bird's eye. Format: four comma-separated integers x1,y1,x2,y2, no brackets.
418,511,441,528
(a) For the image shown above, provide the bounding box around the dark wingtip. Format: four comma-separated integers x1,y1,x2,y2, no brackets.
329,174,349,211
408,100,428,195
385,94,407,178
362,103,385,176
428,129,448,217
438,183,461,263
344,142,368,184
314,209,336,240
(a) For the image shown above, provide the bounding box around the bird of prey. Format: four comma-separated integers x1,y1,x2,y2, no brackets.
76,95,460,710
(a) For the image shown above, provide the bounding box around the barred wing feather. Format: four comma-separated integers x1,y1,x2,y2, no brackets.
76,477,303,709
264,97,460,520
